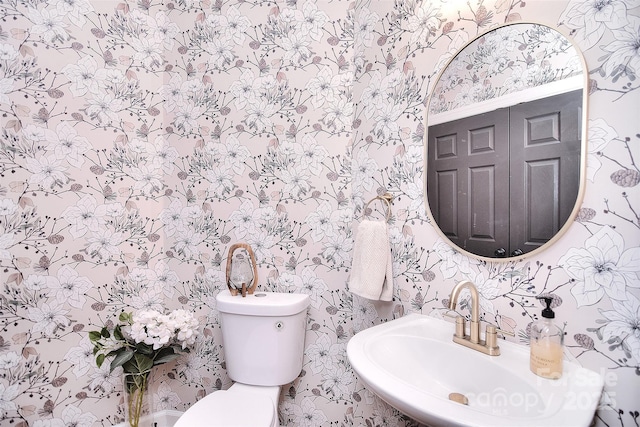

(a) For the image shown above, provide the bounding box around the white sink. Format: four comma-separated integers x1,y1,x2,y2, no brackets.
347,314,603,427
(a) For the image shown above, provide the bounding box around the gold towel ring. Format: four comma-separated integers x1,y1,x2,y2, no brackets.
364,193,393,221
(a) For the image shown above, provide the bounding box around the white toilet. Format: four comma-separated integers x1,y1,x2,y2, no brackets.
174,289,310,427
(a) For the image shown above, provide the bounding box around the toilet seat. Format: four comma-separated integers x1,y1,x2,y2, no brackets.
174,390,277,427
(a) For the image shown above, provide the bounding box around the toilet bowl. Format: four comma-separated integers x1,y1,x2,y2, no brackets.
174,290,310,427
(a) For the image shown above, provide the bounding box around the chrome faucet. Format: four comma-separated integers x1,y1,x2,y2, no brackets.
447,280,513,356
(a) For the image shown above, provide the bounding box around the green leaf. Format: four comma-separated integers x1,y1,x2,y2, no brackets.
88,331,102,343
100,327,110,338
119,312,132,323
123,353,154,374
96,353,105,368
135,342,154,356
113,325,124,341
109,348,134,372
153,347,179,365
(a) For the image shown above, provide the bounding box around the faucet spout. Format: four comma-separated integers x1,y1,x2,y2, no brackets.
448,280,480,344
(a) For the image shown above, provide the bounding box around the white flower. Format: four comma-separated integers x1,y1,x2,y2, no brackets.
229,200,260,239
0,352,20,370
60,404,96,427
51,265,93,308
306,335,342,375
323,98,353,130
86,93,123,124
306,67,341,109
0,78,13,105
173,229,203,259
280,165,311,198
153,261,178,299
150,136,179,175
131,163,164,195
89,363,121,393
598,293,640,362
374,102,403,139
132,36,164,70
28,300,71,337
292,397,328,427
152,12,180,50
130,287,164,312
300,1,329,41
229,69,259,110
206,164,235,197
322,233,353,266
353,296,379,331
24,274,55,292
161,74,184,112
86,229,123,259
61,195,107,238
173,103,201,133
560,0,630,50
208,134,251,175
61,56,105,96
305,201,338,242
434,238,473,279
51,0,93,27
601,18,640,78
354,7,379,49
0,44,18,61
64,336,94,377
321,364,352,398
29,7,69,42
587,118,618,181
0,383,19,418
46,121,91,168
560,226,640,306
25,155,68,189
295,135,328,176
0,199,18,216
207,6,250,45
405,2,441,45
168,309,199,348
281,32,312,64
0,233,14,260
351,150,378,193
206,37,235,69
153,383,181,410
245,100,276,132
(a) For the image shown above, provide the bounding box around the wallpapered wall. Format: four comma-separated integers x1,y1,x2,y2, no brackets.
429,23,583,114
0,0,638,426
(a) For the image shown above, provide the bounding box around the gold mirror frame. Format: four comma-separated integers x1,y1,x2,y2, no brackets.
423,22,589,262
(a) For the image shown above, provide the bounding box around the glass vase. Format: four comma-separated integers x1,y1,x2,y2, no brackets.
123,371,151,427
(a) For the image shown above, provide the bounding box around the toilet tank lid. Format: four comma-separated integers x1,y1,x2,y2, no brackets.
216,290,310,316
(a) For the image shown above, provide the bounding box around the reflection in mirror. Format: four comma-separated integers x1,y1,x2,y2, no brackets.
425,23,587,260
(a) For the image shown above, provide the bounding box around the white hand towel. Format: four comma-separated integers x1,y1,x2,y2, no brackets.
348,219,394,301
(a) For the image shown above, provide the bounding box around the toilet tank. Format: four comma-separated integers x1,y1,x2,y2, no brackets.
216,290,310,386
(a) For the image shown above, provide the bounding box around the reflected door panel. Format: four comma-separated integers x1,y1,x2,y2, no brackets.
428,109,509,257
510,90,582,254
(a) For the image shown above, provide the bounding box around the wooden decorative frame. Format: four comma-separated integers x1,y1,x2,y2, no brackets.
225,243,258,296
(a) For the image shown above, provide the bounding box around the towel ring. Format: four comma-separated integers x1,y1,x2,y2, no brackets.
364,193,393,221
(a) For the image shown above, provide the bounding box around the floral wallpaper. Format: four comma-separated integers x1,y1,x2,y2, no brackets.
429,22,584,114
0,1,637,427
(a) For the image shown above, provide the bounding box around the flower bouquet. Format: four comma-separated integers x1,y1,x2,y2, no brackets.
89,309,199,427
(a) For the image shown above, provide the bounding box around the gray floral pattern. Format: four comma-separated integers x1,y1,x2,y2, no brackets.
0,0,638,426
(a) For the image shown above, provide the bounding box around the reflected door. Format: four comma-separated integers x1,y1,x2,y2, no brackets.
427,90,581,258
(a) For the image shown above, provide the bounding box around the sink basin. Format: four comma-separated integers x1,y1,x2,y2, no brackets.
347,314,603,427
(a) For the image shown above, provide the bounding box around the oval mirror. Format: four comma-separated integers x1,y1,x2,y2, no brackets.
425,23,587,261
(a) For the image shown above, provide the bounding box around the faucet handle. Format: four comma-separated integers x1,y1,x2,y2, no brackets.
486,325,515,337
485,324,515,349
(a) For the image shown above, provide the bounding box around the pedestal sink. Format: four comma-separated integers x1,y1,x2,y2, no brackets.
347,314,603,427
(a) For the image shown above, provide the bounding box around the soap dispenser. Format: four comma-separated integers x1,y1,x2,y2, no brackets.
530,296,564,379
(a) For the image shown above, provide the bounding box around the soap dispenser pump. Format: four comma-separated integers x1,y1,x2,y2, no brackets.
530,296,564,379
